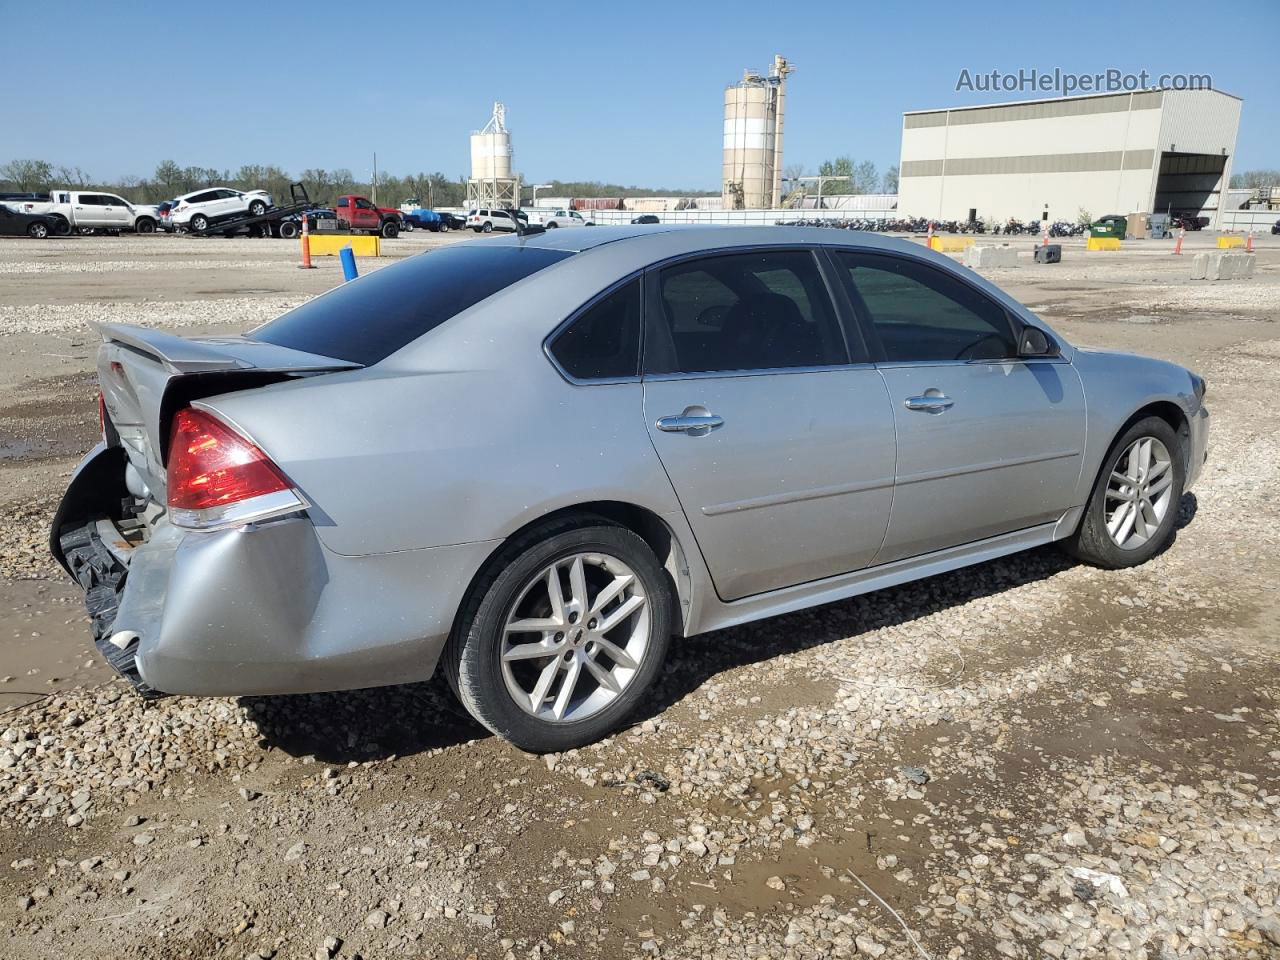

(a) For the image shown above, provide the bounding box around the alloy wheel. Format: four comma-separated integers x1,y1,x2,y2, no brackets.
1105,436,1175,549
500,552,650,723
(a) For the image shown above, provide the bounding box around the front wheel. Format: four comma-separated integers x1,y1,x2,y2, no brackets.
135,218,156,234
380,220,399,239
448,521,673,752
1064,416,1185,568
277,220,300,240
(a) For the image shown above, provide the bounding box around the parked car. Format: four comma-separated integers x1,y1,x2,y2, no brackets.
1271,219,1279,236
466,207,529,233
0,202,59,238
631,214,660,224
52,227,1209,752
171,187,273,232
334,195,401,238
526,208,592,228
1171,215,1205,232
403,210,465,233
12,190,156,234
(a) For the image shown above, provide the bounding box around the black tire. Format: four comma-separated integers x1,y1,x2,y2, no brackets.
401,220,414,232
190,214,209,233
447,520,674,753
135,218,156,234
27,221,49,239
481,222,493,233
248,200,267,217
380,220,399,239
439,222,450,233
1063,415,1185,569
50,216,71,236
278,220,300,240
545,221,558,228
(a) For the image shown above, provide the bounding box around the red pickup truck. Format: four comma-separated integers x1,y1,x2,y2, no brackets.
334,195,401,238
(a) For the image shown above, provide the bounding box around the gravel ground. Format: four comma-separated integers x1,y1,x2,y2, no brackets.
1,231,1277,959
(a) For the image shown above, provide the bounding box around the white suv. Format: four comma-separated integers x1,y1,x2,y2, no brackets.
466,208,529,233
171,188,273,232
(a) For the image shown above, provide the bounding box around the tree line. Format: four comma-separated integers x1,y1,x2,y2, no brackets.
1,159,721,208
1229,169,1279,191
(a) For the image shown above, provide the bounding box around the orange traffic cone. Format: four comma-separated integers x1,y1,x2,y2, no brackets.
299,210,315,270
1174,227,1184,255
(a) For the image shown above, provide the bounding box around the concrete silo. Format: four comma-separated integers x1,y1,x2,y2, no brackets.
466,102,521,212
722,55,793,210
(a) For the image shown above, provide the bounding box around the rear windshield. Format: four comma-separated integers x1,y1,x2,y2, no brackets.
249,245,572,365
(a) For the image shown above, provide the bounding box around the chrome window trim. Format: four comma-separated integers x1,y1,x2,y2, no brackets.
874,356,1071,370
643,361,877,384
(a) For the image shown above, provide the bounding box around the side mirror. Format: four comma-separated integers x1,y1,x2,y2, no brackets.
1018,326,1060,358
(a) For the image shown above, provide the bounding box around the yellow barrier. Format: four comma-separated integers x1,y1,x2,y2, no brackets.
305,235,382,257
927,236,975,253
1216,236,1244,249
1086,237,1122,252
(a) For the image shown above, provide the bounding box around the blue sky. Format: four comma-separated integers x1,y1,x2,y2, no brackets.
4,0,1276,188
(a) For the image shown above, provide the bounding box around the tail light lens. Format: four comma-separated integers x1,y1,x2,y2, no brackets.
98,392,106,437
167,408,304,529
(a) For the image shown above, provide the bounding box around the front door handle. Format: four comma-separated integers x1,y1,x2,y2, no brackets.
656,413,724,434
904,394,954,413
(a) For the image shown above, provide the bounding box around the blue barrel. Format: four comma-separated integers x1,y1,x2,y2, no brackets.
340,246,359,281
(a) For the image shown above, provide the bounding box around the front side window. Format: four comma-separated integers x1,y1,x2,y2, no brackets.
646,250,847,375
548,278,642,381
355,198,373,210
834,252,1016,363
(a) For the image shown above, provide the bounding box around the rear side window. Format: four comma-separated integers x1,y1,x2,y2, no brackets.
549,278,642,381
645,250,847,375
250,245,573,365
834,252,1016,362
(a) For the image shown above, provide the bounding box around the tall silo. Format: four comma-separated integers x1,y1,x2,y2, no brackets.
466,102,521,212
722,55,792,210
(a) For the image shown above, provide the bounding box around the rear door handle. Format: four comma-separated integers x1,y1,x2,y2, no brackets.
904,395,954,413
656,414,724,434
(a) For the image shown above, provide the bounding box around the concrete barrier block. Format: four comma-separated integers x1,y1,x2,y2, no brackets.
1190,253,1208,280
1242,253,1256,277
964,244,1019,268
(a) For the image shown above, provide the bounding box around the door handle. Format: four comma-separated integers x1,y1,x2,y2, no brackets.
656,413,724,434
904,394,954,413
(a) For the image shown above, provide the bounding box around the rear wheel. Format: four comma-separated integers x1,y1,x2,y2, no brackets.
1064,416,1184,568
439,222,450,233
545,221,558,228
190,213,209,233
27,221,49,239
248,200,267,217
447,521,673,752
278,220,300,240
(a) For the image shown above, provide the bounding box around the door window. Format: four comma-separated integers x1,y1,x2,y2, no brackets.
646,250,847,375
355,198,373,210
548,278,642,380
78,195,102,206
834,252,1017,363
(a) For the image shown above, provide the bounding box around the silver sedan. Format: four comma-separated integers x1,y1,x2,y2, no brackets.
51,227,1209,751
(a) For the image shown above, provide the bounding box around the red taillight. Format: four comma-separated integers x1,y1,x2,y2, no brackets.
98,392,106,437
167,408,294,519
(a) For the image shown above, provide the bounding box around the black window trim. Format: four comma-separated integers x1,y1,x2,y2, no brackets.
826,247,1066,367
638,244,866,382
542,270,646,386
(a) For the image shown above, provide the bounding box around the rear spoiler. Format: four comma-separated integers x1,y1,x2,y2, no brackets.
96,323,362,375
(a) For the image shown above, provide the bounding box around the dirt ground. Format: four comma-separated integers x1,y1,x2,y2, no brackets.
1,229,1277,960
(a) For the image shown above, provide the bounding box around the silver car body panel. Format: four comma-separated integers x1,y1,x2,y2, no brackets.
55,227,1209,697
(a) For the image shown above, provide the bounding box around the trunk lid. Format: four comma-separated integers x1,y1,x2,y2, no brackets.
96,322,360,498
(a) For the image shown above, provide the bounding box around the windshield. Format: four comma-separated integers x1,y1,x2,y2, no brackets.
249,244,573,365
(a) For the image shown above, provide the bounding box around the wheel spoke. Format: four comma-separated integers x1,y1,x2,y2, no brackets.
550,657,583,720
1110,470,1133,489
1132,503,1150,539
505,617,561,635
589,573,634,618
1107,501,1132,537
1147,458,1171,481
546,566,566,621
528,657,562,712
582,654,622,694
568,556,588,612
503,638,560,661
591,635,639,671
1147,472,1174,497
596,594,645,635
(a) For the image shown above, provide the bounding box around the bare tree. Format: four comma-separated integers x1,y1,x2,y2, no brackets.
882,164,899,194
852,160,879,195
0,159,54,192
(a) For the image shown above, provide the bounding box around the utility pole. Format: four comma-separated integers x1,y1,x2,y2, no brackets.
372,152,378,206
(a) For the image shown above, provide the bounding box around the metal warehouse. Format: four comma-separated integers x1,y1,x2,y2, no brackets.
898,88,1241,227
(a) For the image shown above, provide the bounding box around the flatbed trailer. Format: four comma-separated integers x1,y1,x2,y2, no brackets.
187,182,314,238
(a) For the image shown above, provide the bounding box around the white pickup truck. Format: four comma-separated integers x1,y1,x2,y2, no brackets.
525,207,592,228
10,190,160,235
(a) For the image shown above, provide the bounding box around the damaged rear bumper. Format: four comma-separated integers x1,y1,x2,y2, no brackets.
53,447,497,698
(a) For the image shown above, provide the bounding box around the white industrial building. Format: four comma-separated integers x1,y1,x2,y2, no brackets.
898,88,1241,226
